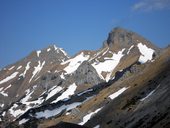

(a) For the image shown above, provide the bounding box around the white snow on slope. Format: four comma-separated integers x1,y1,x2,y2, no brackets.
0,84,12,96
17,65,22,70
140,89,155,101
137,43,155,63
46,86,63,100
0,104,4,108
53,45,58,50
62,52,90,74
20,85,42,105
77,89,93,96
92,49,125,80
59,48,69,58
79,107,102,125
0,90,8,97
29,61,45,83
52,83,77,103
36,102,81,119
89,48,106,61
9,86,44,118
37,50,41,57
36,96,94,119
94,125,100,128
47,48,51,52
102,48,109,56
109,87,129,100
0,72,18,84
4,84,12,91
127,45,134,54
19,118,29,125
8,66,15,70
60,73,65,79
53,45,69,58
20,62,31,77
9,104,20,117
0,87,3,91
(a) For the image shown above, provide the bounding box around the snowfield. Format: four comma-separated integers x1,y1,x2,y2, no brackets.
109,87,129,100
29,61,45,83
46,86,63,100
137,43,155,63
79,107,102,125
62,52,90,74
37,50,41,57
0,72,18,84
127,45,134,54
19,62,31,77
36,102,81,119
52,83,77,103
92,49,125,81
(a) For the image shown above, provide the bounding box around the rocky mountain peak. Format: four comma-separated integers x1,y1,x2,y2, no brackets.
105,27,158,52
106,27,134,48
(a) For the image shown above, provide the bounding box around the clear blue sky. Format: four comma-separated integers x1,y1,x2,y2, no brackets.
0,0,170,68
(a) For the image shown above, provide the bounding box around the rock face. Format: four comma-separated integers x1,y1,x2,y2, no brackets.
106,27,159,53
0,27,169,128
39,72,63,90
74,61,103,86
107,27,134,48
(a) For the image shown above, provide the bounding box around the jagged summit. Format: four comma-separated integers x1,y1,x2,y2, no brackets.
106,27,133,48
105,27,159,52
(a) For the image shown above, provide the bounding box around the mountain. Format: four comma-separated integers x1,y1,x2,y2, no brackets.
0,27,170,128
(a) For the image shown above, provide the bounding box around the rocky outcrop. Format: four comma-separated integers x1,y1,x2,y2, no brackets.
74,61,103,86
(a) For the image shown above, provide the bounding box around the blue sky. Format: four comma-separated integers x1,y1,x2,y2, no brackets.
0,0,170,68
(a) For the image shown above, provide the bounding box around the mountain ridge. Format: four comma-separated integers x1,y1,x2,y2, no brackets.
0,27,170,128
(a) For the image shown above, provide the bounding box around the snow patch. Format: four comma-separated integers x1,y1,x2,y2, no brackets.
2,111,6,116
4,84,12,91
53,45,58,50
52,83,77,103
0,104,4,108
59,48,69,58
47,48,51,52
46,86,63,100
127,45,134,54
19,62,31,77
29,61,45,83
19,118,29,125
89,48,106,61
62,52,89,74
79,107,102,125
92,49,125,80
102,48,109,56
0,72,18,84
17,65,22,70
60,73,65,79
37,50,41,57
140,89,155,101
77,89,93,96
9,86,44,118
0,91,8,96
109,87,129,100
36,102,81,119
0,87,3,91
137,43,155,63
94,125,100,128
8,66,15,70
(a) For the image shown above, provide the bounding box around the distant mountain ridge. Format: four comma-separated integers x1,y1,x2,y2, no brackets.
0,27,170,128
